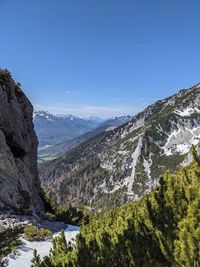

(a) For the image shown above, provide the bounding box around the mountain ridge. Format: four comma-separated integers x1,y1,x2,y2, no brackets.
37,115,132,160
33,111,102,147
39,83,200,210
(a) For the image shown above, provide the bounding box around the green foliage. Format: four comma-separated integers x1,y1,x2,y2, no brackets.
49,230,74,266
55,204,89,226
0,226,22,266
31,250,54,267
40,189,89,226
0,68,23,97
191,145,200,166
0,69,12,86
40,189,56,215
38,150,200,266
14,83,23,96
31,250,43,267
24,225,53,242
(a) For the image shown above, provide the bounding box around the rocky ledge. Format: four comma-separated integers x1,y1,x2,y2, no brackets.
0,214,67,232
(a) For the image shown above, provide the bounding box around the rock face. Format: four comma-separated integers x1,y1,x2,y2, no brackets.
0,70,43,215
40,83,200,210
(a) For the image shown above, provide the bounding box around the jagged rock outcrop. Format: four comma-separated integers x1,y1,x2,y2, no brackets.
0,70,43,215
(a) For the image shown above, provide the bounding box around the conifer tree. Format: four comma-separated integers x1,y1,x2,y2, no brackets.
31,250,42,267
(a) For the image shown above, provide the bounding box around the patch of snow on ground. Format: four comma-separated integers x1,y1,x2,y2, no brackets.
7,225,79,267
98,180,107,190
176,144,191,154
174,107,200,117
143,157,152,180
105,126,117,132
118,150,127,156
163,126,200,156
101,161,115,171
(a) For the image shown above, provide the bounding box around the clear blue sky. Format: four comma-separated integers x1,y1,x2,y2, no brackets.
0,0,199,118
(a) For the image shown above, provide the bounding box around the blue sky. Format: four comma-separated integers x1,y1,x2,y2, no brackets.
0,0,199,118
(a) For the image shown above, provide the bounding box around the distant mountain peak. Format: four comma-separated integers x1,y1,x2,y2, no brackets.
33,111,103,147
34,111,103,121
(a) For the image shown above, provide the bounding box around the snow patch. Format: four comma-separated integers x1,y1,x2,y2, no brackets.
7,225,79,267
163,126,200,156
101,161,115,171
143,157,152,180
174,107,200,117
105,126,117,132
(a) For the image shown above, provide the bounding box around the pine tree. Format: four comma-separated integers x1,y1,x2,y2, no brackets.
49,230,73,267
31,250,42,267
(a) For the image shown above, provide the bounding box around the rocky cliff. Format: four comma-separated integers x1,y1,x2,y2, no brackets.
0,69,43,215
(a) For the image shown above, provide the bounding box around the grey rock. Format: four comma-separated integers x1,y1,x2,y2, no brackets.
0,214,67,232
0,70,43,215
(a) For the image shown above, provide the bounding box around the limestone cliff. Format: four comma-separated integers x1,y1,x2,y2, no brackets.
0,69,43,215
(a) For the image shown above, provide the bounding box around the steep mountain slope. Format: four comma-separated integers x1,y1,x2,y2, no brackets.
39,151,200,267
34,111,102,147
0,69,43,215
38,115,132,160
40,83,200,210
101,115,132,128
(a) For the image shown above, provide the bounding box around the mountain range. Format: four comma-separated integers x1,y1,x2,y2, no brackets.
39,83,200,210
33,111,103,148
37,115,132,160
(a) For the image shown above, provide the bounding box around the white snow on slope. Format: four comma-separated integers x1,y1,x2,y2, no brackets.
174,107,200,117
163,127,200,156
143,157,152,180
7,225,79,267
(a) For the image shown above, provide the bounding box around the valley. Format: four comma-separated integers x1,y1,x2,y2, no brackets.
36,113,132,162
0,71,200,267
1,1,200,265
39,83,200,210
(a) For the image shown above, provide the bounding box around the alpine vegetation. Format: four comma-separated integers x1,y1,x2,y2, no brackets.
33,147,200,266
